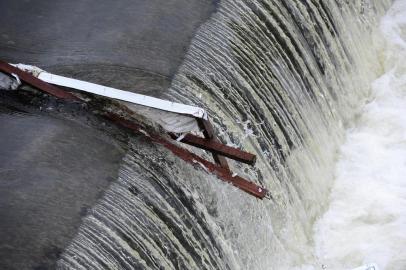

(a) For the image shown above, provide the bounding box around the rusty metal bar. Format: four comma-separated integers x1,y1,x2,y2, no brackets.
0,60,78,100
169,133,256,165
196,118,230,170
108,114,268,199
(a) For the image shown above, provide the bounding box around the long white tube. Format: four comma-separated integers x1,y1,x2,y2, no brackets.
11,63,208,119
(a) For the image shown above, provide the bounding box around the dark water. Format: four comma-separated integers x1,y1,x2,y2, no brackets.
0,0,217,97
0,95,124,269
0,0,393,269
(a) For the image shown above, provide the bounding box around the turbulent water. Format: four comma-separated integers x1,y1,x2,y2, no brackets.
58,1,395,269
313,2,406,269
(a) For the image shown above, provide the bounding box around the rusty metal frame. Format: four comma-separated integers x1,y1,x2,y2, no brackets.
169,132,256,165
107,114,267,199
196,118,230,170
0,60,79,100
0,60,268,199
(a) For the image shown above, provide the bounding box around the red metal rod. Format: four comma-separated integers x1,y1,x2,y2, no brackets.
108,114,267,199
169,133,257,165
0,60,78,100
196,118,230,170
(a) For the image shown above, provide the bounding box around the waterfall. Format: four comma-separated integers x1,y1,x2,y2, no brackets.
58,1,391,269
314,1,406,269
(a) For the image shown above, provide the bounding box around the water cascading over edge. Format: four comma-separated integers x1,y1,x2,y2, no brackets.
58,1,391,269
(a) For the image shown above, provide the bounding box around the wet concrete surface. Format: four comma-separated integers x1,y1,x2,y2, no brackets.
0,0,217,97
0,95,126,269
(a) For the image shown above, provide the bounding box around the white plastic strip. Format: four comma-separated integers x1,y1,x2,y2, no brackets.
11,63,208,119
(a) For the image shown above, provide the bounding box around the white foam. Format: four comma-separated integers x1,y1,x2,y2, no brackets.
312,1,406,269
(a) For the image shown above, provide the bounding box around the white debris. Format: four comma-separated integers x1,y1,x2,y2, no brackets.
176,133,186,142
0,72,20,91
11,63,206,134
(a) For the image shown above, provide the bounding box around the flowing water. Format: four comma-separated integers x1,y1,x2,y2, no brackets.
313,1,406,269
55,1,402,269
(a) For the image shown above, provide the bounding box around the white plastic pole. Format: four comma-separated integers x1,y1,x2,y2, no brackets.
12,63,207,119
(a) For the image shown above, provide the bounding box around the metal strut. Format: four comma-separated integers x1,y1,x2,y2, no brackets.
107,114,267,199
168,132,256,166
196,118,230,170
0,60,79,100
